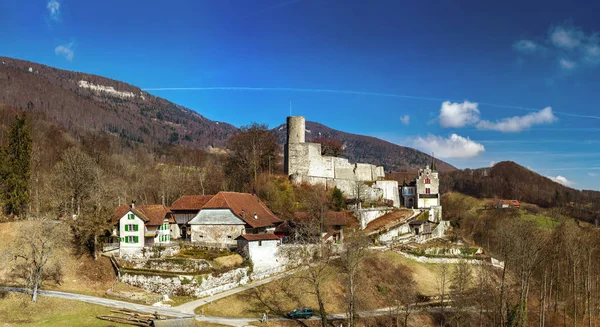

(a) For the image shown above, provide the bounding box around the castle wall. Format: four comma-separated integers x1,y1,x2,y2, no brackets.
285,115,400,207
375,180,400,207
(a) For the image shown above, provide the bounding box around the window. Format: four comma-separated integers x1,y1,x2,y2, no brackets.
227,236,232,239
125,236,138,243
258,241,262,246
425,178,430,184
124,224,137,232
426,188,431,194
128,213,134,220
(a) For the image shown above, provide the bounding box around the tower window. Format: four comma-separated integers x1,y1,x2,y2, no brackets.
425,178,431,184
426,188,431,194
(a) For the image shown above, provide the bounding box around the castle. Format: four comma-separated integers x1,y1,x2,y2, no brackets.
284,116,401,207
401,164,443,222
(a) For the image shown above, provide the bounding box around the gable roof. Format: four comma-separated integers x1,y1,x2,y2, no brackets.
171,195,214,211
113,204,173,226
201,192,282,228
236,233,281,241
293,212,351,227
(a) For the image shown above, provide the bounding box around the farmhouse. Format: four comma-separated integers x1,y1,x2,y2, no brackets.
492,199,521,209
187,192,283,247
113,203,175,258
170,195,214,240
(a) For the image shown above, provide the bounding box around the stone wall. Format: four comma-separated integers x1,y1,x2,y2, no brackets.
190,224,243,245
377,223,411,243
120,267,250,297
356,207,394,229
124,258,212,273
284,115,397,207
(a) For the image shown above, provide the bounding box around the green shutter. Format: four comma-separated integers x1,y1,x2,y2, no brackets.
134,225,138,231
125,225,128,232
134,236,139,243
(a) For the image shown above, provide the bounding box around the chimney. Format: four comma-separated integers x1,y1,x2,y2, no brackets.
131,200,135,209
253,213,258,220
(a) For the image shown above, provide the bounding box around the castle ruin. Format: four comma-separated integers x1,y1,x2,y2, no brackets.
284,116,401,207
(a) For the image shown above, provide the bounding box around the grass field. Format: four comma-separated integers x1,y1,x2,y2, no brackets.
0,292,131,327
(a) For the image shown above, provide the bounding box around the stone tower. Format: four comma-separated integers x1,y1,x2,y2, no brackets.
287,116,305,144
284,116,306,176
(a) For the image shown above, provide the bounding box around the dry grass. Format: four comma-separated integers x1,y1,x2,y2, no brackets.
200,250,448,318
0,221,116,296
213,254,244,268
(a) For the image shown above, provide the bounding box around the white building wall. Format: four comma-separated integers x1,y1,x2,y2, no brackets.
247,239,283,275
118,213,145,257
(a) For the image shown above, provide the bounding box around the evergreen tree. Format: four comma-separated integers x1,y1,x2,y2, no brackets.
2,114,32,216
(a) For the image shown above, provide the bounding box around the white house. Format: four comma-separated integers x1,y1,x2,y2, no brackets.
187,192,283,247
113,203,175,257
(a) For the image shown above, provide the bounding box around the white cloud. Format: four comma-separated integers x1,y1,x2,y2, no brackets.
476,107,557,133
550,25,585,50
47,0,60,21
513,39,542,53
412,134,485,158
559,58,577,70
584,35,600,64
548,175,575,186
55,43,74,61
438,100,480,128
513,23,600,72
400,115,410,125
589,172,599,177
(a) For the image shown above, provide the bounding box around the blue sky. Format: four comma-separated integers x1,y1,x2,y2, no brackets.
1,0,599,190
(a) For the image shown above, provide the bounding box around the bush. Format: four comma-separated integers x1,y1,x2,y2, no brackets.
522,203,541,215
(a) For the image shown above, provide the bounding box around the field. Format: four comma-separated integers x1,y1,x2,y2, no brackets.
0,292,130,327
199,250,450,318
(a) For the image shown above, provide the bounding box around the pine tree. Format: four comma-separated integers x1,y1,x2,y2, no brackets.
2,114,32,216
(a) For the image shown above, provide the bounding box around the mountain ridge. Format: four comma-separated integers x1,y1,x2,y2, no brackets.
0,56,454,173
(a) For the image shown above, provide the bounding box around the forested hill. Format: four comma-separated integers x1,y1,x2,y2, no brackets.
0,56,455,173
0,56,237,148
442,161,600,223
274,121,456,173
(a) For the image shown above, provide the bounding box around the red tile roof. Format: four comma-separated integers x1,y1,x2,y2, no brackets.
201,192,282,228
293,211,351,227
171,195,214,210
236,233,281,241
113,204,173,226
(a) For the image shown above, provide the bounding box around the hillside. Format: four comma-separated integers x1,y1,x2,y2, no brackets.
442,161,600,223
0,57,236,148
0,56,455,174
274,120,456,173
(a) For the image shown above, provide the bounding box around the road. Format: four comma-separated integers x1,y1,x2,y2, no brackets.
3,286,457,327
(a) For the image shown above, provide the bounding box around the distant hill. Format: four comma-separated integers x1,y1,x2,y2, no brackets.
0,56,236,148
274,120,456,173
0,56,454,173
443,161,600,223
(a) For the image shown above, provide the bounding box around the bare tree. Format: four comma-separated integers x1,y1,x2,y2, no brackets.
450,260,473,327
339,233,370,327
225,123,277,191
437,262,450,313
52,147,100,216
6,221,67,302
